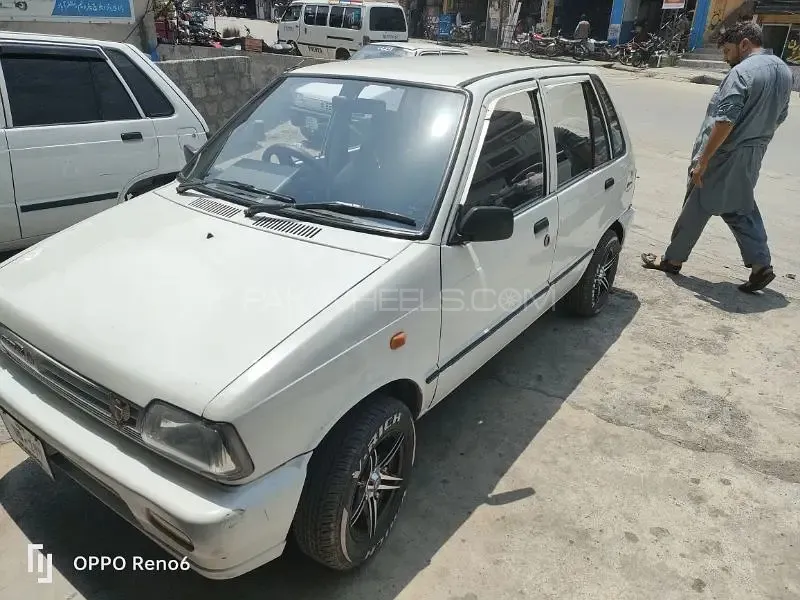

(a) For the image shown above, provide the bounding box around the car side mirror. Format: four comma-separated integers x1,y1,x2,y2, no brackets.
455,205,514,243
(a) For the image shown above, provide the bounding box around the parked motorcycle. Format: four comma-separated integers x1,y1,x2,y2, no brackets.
518,31,555,56
585,38,618,60
545,32,588,59
450,21,473,43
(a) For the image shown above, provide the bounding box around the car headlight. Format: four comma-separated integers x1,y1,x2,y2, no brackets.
140,401,254,482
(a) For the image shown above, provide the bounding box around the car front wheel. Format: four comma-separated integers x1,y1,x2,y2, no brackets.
562,228,621,317
292,395,415,570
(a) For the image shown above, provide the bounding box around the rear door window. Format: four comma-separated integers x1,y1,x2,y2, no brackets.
105,48,174,118
590,74,626,157
369,6,406,32
344,6,362,29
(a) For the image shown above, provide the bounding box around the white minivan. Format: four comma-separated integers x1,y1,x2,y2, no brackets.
0,55,635,580
278,0,408,59
0,32,208,253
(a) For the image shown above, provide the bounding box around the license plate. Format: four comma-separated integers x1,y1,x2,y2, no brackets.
0,410,53,479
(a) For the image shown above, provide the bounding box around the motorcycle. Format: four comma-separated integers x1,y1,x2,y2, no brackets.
450,21,473,42
545,32,589,59
585,38,618,60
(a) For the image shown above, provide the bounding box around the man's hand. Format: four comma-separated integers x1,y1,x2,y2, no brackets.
690,159,708,188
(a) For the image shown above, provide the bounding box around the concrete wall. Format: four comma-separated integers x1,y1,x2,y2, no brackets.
0,0,155,52
792,66,800,93
155,47,332,132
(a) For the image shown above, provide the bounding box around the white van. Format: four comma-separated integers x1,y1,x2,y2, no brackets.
278,0,408,60
0,32,208,253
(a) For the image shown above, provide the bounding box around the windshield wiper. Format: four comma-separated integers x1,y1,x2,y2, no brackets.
208,179,296,206
285,202,417,227
175,178,210,194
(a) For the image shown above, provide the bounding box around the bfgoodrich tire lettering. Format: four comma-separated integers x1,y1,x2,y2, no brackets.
563,229,621,317
292,395,415,570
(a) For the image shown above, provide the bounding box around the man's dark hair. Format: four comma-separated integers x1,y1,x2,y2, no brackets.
580,13,587,20
717,21,763,47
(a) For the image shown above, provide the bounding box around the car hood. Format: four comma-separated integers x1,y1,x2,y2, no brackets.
0,194,388,414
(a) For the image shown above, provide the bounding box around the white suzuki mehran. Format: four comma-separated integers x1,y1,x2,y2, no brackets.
0,55,635,580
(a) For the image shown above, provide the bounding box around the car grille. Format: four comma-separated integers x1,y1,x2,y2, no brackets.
0,325,142,441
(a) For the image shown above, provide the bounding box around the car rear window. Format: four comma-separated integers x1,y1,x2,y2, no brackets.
369,6,406,32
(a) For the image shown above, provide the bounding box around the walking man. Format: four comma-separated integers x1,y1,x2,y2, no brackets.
642,22,792,293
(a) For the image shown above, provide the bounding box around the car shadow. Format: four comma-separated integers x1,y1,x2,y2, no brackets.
667,273,790,314
0,289,641,600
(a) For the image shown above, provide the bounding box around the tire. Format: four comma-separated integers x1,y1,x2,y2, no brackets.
562,229,621,317
335,48,350,60
545,43,559,57
631,51,644,67
292,395,416,570
518,41,532,54
573,44,588,59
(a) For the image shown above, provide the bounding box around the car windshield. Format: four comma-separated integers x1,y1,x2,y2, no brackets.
352,44,414,59
185,76,466,235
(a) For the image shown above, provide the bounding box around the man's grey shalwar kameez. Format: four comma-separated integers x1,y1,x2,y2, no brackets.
664,49,792,268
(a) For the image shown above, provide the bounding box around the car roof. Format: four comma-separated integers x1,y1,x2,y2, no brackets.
290,53,595,88
0,30,133,51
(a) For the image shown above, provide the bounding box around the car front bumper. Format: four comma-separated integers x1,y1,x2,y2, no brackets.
0,353,310,580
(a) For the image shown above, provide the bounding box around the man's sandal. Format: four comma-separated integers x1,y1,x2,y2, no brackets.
641,253,682,274
739,266,775,293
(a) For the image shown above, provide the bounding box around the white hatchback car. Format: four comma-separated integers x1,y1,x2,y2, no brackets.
0,55,635,579
0,32,208,253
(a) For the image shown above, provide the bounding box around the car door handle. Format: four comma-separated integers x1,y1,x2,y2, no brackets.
605,177,615,190
121,132,143,142
533,217,549,234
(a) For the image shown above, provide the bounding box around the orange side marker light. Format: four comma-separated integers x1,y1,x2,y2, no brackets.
389,332,406,350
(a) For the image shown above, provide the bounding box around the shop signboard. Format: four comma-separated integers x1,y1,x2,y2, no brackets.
662,0,686,9
0,0,135,23
438,13,453,38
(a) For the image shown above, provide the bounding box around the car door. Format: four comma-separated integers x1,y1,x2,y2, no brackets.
0,42,158,239
0,77,21,247
432,84,559,405
539,75,620,285
279,3,303,45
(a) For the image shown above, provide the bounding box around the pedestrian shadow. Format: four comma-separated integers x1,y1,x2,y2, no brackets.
667,273,790,314
0,290,641,600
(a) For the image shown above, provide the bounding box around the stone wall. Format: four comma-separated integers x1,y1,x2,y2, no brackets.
155,49,332,133
157,44,332,89
157,56,257,133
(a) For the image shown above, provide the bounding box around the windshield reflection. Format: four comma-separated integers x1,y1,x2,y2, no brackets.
186,76,467,234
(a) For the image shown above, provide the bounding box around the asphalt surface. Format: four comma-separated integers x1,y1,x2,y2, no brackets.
1,67,799,600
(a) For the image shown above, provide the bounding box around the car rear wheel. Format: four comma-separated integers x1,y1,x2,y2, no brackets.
292,395,415,570
562,229,621,317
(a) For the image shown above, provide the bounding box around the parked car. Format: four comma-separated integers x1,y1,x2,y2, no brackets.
277,0,408,60
0,55,635,580
349,40,469,59
0,32,209,254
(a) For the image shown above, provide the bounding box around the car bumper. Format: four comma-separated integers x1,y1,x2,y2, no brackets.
619,204,635,244
0,354,310,580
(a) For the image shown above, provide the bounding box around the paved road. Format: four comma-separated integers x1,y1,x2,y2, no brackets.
1,70,799,599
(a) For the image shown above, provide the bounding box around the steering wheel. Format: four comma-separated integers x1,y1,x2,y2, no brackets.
510,162,543,185
261,143,325,174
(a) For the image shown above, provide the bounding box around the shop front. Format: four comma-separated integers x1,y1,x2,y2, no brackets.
753,0,800,64
608,0,697,46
